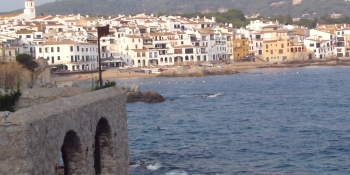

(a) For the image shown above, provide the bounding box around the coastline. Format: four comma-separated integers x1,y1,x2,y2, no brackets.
53,62,262,84
53,60,350,85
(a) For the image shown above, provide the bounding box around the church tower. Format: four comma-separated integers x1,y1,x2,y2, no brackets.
23,0,36,20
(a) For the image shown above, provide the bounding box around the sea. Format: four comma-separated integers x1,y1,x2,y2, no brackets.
82,66,350,175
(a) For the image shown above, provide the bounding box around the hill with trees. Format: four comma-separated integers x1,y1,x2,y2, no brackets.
1,0,350,18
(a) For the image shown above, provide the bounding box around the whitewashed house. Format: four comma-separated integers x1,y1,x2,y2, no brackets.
35,40,98,71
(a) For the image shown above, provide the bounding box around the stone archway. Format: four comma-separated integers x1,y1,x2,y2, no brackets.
94,117,115,174
60,130,86,175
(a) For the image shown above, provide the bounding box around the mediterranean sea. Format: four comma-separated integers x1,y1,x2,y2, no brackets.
86,66,350,174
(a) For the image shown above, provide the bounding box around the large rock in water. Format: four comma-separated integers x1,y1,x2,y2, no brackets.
121,85,142,102
121,86,165,102
142,89,165,102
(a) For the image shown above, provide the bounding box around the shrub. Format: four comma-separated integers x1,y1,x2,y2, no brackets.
92,77,116,91
0,80,21,112
16,54,38,71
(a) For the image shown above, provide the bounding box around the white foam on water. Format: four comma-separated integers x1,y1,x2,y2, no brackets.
146,162,162,170
130,164,140,168
165,170,188,175
208,92,224,98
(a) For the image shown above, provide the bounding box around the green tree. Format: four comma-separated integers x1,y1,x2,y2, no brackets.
16,54,38,71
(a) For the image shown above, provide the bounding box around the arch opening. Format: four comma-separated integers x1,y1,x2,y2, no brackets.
94,117,114,174
60,130,85,175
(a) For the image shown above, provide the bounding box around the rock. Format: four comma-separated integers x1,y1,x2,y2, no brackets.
159,67,210,77
121,86,165,102
71,83,80,87
141,89,165,102
121,86,142,102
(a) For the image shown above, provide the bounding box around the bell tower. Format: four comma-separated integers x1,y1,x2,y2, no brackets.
23,0,36,20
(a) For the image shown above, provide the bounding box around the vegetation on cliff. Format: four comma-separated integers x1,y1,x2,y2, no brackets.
16,54,38,71
0,80,21,112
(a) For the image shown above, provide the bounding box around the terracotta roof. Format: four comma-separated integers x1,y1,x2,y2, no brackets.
137,25,148,29
125,35,142,38
0,13,21,18
16,30,34,34
198,29,214,34
262,25,280,28
263,40,277,43
131,49,147,52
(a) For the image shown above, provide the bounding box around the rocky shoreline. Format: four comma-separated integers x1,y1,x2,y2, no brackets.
121,85,165,102
157,66,237,77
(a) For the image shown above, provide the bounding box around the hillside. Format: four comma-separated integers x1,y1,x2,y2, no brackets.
1,0,350,18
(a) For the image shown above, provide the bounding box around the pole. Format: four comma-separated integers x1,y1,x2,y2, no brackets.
98,37,102,88
96,24,109,88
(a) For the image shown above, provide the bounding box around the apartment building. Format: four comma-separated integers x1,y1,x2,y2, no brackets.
35,40,98,71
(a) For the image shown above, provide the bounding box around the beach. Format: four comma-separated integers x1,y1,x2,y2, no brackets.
53,62,271,85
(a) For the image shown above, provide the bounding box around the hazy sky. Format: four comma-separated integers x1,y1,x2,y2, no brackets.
0,0,55,13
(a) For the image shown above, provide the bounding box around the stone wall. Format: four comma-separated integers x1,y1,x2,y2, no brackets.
0,87,129,175
15,87,92,111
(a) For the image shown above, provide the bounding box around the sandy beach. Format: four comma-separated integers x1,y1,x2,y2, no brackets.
52,62,273,85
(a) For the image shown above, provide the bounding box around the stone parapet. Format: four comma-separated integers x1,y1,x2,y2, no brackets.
0,87,129,175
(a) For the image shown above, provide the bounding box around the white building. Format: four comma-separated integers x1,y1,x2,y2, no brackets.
35,40,99,71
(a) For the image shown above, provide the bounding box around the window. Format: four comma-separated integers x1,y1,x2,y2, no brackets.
132,39,134,42
57,47,60,52
26,35,31,38
77,46,79,51
270,50,273,54
154,52,158,58
47,56,49,60
51,47,54,52
39,48,42,53
266,44,268,49
281,44,284,48
310,44,314,47
86,48,88,52
149,52,153,58
70,46,73,51
279,49,283,54
71,56,73,62
58,56,60,60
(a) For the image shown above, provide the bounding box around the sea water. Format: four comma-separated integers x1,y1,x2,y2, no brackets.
83,66,350,174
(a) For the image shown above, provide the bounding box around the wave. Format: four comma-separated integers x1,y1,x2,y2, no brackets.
180,92,224,98
147,162,162,170
208,92,224,98
130,159,162,171
165,170,188,175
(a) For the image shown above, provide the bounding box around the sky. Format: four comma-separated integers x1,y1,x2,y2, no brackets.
0,0,55,13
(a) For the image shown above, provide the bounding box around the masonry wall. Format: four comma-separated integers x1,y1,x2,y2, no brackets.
0,87,129,175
